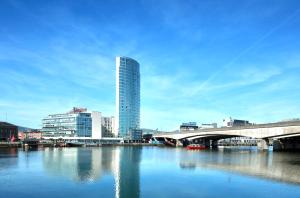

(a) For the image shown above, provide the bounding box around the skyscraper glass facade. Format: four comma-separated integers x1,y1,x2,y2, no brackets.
116,56,140,138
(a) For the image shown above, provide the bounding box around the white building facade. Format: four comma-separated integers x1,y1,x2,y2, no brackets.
42,108,92,137
116,56,140,138
92,111,102,139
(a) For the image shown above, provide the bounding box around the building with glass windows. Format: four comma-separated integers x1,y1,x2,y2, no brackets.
102,116,115,137
180,122,199,131
222,117,253,127
116,56,140,139
42,107,92,137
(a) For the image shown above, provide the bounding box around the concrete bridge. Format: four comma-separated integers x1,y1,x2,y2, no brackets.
153,121,300,151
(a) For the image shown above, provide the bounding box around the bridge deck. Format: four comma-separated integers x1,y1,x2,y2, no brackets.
158,121,300,135
154,121,300,140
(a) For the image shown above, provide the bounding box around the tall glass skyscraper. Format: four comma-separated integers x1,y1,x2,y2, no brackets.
116,56,140,138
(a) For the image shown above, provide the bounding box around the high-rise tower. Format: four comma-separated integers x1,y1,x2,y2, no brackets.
115,56,140,138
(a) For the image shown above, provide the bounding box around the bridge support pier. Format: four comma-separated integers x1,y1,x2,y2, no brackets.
257,139,269,151
203,139,210,148
273,139,284,151
176,140,183,147
181,139,189,147
273,138,300,151
210,140,218,149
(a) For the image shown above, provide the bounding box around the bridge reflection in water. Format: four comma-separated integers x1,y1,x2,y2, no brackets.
41,146,300,189
1,147,300,197
179,148,300,184
42,146,142,198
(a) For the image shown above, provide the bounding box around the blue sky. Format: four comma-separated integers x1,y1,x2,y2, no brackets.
1,0,300,130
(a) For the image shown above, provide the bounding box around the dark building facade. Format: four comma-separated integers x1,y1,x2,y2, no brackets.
223,117,253,127
0,122,18,141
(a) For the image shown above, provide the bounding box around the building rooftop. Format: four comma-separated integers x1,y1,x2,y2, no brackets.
117,56,139,64
68,107,87,114
0,122,17,127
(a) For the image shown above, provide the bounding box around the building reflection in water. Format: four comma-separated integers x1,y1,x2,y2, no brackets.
179,148,300,184
0,148,18,170
114,146,141,198
42,146,142,198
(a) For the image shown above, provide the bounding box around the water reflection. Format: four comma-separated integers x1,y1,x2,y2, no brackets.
114,146,141,198
179,149,300,184
42,146,142,198
1,147,300,198
0,148,18,170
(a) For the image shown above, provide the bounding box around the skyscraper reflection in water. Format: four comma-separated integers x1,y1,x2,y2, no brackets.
42,147,142,198
114,146,141,198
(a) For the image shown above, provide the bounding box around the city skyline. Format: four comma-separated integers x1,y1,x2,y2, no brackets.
1,0,300,130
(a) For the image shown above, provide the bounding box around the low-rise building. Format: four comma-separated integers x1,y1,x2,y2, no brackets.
42,107,92,137
200,123,217,129
221,117,256,146
42,108,117,139
180,122,198,131
18,132,24,140
129,129,143,141
223,117,253,127
0,122,18,141
18,131,42,140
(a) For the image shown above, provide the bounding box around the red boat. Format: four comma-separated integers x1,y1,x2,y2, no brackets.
186,144,207,150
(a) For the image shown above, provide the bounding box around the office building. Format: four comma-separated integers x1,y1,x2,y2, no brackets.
221,117,256,146
18,130,42,140
180,122,198,131
102,116,115,137
223,117,253,127
116,56,140,139
42,107,92,137
129,129,143,141
92,112,116,138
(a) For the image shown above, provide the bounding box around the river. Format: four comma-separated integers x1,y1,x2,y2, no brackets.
0,146,300,198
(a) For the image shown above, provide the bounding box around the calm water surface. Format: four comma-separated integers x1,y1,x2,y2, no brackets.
1,146,300,198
